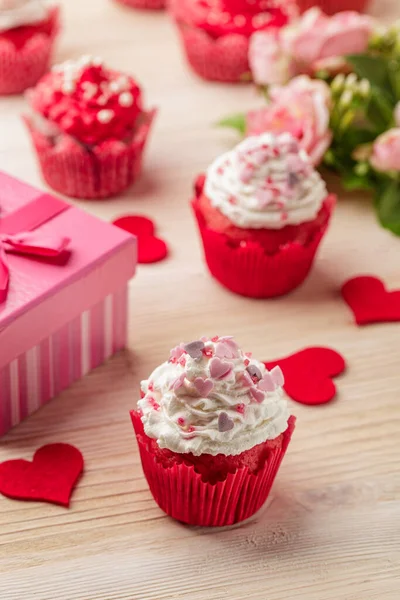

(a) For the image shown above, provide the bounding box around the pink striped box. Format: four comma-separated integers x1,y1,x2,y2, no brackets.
0,172,136,437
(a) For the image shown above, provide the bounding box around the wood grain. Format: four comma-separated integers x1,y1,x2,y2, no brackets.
0,1,399,598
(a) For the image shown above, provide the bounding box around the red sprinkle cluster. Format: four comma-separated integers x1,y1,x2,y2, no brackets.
29,56,143,146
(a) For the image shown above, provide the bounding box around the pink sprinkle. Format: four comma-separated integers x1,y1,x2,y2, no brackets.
236,403,245,414
271,365,284,387
187,426,195,433
228,196,236,205
171,373,186,392
244,358,250,367
148,382,154,392
202,347,214,358
177,417,185,426
245,352,252,358
250,387,265,403
217,167,224,175
170,344,185,360
179,356,187,367
239,165,254,183
241,371,253,387
280,212,288,222
211,336,219,342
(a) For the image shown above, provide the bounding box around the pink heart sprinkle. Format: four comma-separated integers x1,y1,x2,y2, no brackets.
210,357,233,380
193,378,214,397
241,371,253,387
250,387,265,403
271,366,284,387
218,412,234,433
258,372,276,392
171,373,185,392
215,341,235,360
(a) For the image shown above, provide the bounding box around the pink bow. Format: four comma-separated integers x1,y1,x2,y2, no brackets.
0,231,70,300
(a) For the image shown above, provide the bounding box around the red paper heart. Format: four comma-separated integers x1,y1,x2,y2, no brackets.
341,276,400,325
113,215,168,264
0,443,84,507
264,347,346,406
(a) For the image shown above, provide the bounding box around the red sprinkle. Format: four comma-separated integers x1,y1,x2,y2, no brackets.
202,347,214,358
211,336,219,342
177,417,185,426
187,426,195,433
244,358,250,366
179,356,187,367
236,403,245,414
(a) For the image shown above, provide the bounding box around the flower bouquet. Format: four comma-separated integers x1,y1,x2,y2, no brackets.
219,9,400,236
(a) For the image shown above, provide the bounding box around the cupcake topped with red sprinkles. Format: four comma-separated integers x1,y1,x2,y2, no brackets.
138,335,289,456
28,55,143,146
173,0,296,38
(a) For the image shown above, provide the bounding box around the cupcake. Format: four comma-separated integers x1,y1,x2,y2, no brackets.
193,133,335,298
114,0,165,9
296,0,368,15
0,0,60,95
131,336,295,526
168,0,297,83
24,55,156,199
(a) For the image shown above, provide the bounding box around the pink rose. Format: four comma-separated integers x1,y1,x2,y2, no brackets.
249,8,375,86
249,30,293,86
291,8,375,71
246,76,332,165
370,129,400,172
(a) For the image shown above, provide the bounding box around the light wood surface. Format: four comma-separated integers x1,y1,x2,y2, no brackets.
1,1,400,598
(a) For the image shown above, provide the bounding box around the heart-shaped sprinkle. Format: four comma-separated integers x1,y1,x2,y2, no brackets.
218,412,234,432
171,373,185,391
241,371,253,387
184,340,205,359
258,372,276,392
193,378,214,397
215,341,236,359
246,364,262,381
210,357,233,380
250,387,265,403
270,366,284,387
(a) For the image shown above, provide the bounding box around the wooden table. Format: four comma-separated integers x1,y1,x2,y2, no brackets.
1,1,399,598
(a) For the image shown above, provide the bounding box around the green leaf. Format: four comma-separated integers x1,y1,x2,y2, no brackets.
347,54,393,95
374,179,400,236
342,172,372,191
217,114,246,135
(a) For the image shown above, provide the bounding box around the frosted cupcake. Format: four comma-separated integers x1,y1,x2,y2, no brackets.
168,0,297,83
131,336,295,526
25,55,156,199
0,0,60,95
193,132,335,298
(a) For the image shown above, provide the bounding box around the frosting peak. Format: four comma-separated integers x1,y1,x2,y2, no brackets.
29,56,143,146
138,336,289,456
204,133,327,229
0,0,48,33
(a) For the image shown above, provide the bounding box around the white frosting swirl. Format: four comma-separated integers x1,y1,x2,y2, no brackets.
138,337,289,457
0,0,49,33
204,133,327,229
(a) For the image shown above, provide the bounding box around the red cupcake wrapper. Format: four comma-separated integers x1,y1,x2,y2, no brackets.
131,410,296,527
296,0,368,14
0,7,60,96
192,194,335,298
114,0,165,8
24,109,156,200
173,22,251,83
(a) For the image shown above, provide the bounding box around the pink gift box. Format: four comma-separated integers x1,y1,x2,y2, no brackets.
0,171,136,437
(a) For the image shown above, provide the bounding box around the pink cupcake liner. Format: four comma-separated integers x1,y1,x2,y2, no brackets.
174,22,251,83
24,109,156,200
114,0,165,9
296,0,368,14
0,7,60,96
131,410,296,527
192,194,336,298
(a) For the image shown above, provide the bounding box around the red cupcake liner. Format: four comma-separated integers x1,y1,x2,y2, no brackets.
114,0,165,9
131,410,296,527
296,0,368,14
192,194,335,298
0,7,60,96
173,22,251,83
24,109,156,200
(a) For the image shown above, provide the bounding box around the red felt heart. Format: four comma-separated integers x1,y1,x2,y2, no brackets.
0,443,84,507
264,347,346,406
341,276,400,325
113,215,168,264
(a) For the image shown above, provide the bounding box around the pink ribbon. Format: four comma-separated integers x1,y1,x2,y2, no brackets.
0,193,71,301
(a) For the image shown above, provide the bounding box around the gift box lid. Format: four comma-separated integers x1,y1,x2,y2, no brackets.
0,171,137,369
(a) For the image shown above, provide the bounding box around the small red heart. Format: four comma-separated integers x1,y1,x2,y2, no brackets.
341,276,400,325
113,214,168,264
0,443,84,507
264,347,346,406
